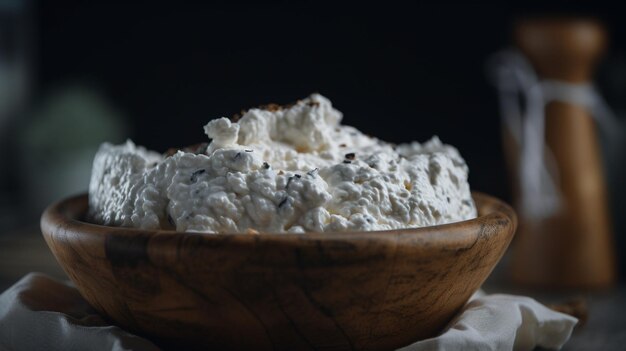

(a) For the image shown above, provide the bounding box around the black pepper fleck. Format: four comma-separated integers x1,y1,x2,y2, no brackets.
190,169,206,183
307,168,319,177
278,197,289,208
345,153,355,160
286,176,297,188
245,149,253,152
233,152,242,160
343,160,352,164
262,162,270,169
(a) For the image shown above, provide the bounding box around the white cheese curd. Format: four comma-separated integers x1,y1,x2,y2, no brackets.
88,94,477,233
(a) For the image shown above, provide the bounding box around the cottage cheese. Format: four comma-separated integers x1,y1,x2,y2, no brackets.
88,94,476,233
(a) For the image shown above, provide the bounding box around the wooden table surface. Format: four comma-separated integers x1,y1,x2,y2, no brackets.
1,228,624,350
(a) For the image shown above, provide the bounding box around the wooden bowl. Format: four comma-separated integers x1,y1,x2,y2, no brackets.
41,192,516,350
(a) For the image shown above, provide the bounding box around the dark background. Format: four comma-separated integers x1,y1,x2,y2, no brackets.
34,1,626,199
2,1,626,279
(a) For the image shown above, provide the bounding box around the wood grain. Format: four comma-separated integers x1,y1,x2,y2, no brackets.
41,192,516,350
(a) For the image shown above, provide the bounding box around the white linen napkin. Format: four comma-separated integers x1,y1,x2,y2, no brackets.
398,290,578,351
0,273,159,351
0,273,577,351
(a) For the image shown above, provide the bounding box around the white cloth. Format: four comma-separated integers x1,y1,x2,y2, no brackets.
0,273,160,351
0,273,577,351
399,291,578,351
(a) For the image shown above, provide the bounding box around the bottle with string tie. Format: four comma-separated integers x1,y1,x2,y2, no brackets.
492,18,617,289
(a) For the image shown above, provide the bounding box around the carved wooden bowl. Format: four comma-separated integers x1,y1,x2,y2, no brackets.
41,192,516,350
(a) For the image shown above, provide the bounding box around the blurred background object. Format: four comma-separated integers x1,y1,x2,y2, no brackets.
16,84,128,217
492,18,619,289
0,0,31,233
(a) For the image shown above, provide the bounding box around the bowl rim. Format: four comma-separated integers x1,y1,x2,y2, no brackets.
42,191,516,248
